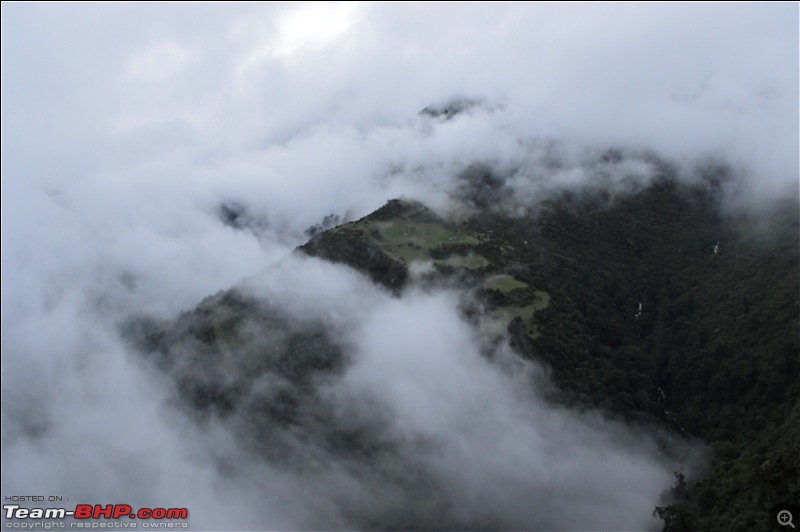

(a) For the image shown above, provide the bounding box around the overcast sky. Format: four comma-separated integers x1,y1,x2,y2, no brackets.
3,2,797,309
1,2,797,530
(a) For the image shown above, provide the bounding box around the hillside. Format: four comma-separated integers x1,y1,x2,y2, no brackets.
130,163,799,531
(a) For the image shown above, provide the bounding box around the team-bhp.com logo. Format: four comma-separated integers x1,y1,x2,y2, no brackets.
4,504,188,528
5,505,188,520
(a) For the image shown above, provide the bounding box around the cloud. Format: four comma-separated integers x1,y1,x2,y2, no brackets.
334,288,679,530
125,42,195,83
155,258,692,529
1,2,792,530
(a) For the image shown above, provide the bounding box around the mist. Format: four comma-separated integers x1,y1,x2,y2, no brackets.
2,3,796,530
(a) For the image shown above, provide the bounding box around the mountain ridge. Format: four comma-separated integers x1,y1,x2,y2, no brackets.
128,168,799,531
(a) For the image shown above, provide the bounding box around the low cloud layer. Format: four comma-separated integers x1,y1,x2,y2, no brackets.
329,286,677,530
1,3,794,530
3,253,694,529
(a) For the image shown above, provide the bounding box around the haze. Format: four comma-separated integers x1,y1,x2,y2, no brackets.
2,3,797,530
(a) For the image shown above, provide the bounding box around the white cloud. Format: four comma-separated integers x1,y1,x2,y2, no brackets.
271,2,362,59
125,41,194,83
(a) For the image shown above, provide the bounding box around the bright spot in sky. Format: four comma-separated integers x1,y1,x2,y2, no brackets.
273,2,361,58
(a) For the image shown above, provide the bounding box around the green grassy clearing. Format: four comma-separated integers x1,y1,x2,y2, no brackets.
494,290,551,338
488,274,528,293
435,254,490,270
346,219,483,264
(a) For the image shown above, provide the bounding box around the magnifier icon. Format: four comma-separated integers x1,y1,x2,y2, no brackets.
778,510,795,528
